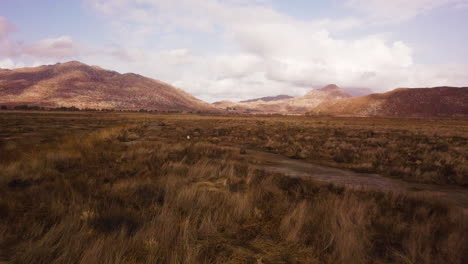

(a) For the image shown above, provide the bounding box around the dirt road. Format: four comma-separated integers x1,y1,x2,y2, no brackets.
244,150,468,212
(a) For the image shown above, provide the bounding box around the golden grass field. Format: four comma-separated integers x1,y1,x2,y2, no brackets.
0,111,467,263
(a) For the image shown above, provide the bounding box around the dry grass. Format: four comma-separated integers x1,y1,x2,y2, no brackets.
0,112,467,263
146,115,468,185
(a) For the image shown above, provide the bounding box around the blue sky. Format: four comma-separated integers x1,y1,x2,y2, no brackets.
1,0,467,101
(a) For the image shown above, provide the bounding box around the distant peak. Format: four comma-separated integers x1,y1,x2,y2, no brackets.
240,94,293,103
58,61,87,67
305,84,351,98
123,72,142,77
318,84,340,91
213,100,235,105
55,61,111,73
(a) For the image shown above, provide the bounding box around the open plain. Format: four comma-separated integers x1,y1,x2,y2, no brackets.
0,111,467,264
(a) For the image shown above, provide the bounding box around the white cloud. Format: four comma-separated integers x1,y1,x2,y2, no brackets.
0,58,25,69
23,36,84,58
80,0,421,100
455,1,468,8
345,0,467,23
78,0,468,101
0,16,16,40
0,17,18,57
0,17,87,60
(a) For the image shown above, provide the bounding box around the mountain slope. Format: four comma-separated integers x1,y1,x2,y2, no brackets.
212,84,352,114
309,87,468,117
0,61,216,112
240,94,293,103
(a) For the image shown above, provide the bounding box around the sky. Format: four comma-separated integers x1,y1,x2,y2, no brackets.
1,0,468,102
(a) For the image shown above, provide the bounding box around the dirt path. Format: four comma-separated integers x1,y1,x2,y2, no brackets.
243,150,468,212
143,123,468,212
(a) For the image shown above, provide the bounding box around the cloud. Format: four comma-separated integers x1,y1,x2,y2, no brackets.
0,17,18,57
111,48,194,65
23,36,84,58
82,0,418,100
0,58,25,69
1,34,86,60
455,1,468,8
0,17,87,60
79,0,468,101
345,0,467,23
0,16,16,40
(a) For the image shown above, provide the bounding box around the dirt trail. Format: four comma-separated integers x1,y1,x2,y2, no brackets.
143,123,468,212
244,150,468,211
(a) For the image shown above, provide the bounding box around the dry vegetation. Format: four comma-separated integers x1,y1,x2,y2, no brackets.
0,112,142,164
149,115,468,186
0,112,467,264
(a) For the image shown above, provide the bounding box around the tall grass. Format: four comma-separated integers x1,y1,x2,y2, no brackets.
0,123,466,263
148,116,468,185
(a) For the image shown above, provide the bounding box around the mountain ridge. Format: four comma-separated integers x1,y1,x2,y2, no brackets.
212,84,352,114
0,61,217,112
240,94,293,103
309,86,468,117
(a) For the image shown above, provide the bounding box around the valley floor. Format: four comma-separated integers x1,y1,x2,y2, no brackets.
0,112,467,263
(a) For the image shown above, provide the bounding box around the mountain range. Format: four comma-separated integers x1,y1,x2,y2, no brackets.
0,61,215,112
212,84,352,114
240,95,294,103
1,61,467,117
309,86,468,117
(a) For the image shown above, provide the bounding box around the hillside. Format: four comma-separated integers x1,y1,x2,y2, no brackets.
309,87,468,117
240,94,293,103
213,84,352,114
0,61,216,112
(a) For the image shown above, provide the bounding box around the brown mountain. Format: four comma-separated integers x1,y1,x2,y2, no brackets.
344,87,375,97
240,94,293,103
212,84,352,114
0,61,216,112
309,87,468,117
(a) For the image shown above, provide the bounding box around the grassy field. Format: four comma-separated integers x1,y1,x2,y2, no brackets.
0,112,467,263
146,114,468,185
